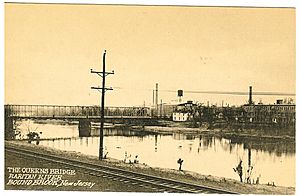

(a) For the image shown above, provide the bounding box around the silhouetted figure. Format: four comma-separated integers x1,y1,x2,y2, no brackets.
103,152,108,159
256,176,260,184
177,158,184,171
124,152,132,163
134,155,139,163
124,151,128,162
233,160,243,182
36,135,40,145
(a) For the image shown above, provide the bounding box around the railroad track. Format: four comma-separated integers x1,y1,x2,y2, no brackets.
5,146,237,194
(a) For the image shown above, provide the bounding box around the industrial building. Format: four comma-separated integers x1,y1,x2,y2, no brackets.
172,101,197,122
240,86,295,127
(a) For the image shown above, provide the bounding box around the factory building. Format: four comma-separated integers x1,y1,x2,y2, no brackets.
172,101,197,122
242,86,295,127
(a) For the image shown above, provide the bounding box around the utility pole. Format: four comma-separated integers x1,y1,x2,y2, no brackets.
91,50,114,160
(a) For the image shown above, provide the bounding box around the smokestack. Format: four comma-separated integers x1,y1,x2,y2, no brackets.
178,90,183,103
152,90,155,106
248,86,253,105
155,83,158,111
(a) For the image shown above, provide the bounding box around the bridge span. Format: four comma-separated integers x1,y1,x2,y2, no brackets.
5,104,158,139
5,104,151,118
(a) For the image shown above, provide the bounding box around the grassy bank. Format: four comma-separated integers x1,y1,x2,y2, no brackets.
5,147,155,192
5,141,295,194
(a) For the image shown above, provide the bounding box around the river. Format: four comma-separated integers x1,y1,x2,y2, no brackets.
14,119,295,187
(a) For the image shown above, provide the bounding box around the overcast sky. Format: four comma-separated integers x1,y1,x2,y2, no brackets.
5,4,295,106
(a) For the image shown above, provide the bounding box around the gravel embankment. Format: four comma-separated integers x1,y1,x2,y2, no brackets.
5,140,295,194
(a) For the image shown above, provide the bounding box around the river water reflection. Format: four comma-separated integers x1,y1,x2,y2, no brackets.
16,120,295,187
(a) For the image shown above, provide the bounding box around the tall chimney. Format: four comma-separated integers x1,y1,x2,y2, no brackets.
152,90,155,106
155,83,158,111
248,86,253,105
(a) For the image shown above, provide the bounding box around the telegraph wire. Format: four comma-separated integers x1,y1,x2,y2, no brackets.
112,86,295,96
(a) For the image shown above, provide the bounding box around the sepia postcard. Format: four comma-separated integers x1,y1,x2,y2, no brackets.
3,1,296,195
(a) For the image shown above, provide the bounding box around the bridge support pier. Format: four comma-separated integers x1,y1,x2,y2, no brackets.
78,119,91,137
5,117,15,140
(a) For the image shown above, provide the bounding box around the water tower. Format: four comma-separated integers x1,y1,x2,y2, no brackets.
178,90,183,103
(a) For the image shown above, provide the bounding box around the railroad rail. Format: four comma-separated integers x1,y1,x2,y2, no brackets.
6,146,237,194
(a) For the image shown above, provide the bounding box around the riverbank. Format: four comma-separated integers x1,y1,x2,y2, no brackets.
4,140,295,194
136,120,295,141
